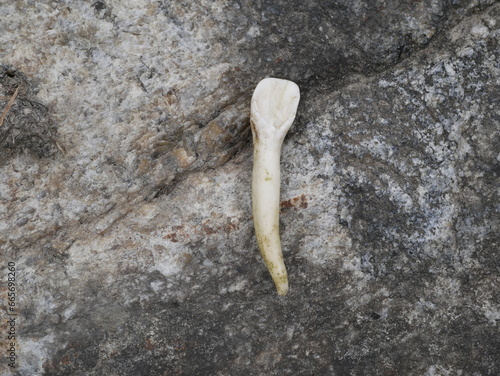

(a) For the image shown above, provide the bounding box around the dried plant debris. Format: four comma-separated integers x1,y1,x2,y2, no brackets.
0,65,57,160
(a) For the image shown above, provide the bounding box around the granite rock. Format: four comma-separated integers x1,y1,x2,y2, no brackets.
0,1,499,375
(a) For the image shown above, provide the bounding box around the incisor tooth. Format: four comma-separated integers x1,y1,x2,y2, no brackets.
250,77,300,296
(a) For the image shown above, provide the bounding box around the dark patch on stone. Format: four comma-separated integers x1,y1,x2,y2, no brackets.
35,256,500,375
0,65,58,161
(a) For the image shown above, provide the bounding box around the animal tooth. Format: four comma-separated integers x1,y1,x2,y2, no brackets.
250,77,300,296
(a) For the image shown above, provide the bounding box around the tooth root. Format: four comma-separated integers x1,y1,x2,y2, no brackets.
250,78,300,296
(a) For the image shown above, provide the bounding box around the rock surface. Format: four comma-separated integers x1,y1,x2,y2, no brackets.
0,1,498,375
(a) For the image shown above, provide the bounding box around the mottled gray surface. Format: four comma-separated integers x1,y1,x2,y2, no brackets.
0,1,499,375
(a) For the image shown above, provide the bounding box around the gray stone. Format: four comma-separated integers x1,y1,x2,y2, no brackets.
0,1,498,375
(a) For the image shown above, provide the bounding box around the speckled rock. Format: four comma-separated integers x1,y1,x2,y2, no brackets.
0,1,498,375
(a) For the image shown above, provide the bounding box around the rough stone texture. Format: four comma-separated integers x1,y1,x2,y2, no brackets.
0,1,498,375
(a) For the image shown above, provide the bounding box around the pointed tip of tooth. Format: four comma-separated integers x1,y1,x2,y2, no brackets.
276,283,289,296
273,273,289,296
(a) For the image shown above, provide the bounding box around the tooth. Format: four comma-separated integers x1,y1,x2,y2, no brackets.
250,77,300,296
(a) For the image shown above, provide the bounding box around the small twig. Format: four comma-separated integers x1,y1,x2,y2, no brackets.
55,140,66,155
0,86,19,127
